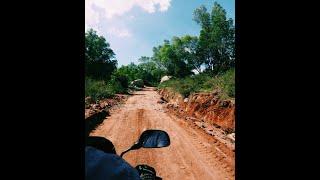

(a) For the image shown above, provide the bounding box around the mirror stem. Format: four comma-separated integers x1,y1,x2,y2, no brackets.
120,142,141,157
120,148,131,158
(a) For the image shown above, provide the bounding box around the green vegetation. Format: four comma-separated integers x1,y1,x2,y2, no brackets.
85,29,128,101
85,77,113,101
157,2,235,99
146,2,235,78
85,29,117,81
85,75,129,102
85,2,235,102
115,61,166,87
193,2,235,74
158,68,235,99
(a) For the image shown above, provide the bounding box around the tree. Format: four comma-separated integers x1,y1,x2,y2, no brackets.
85,29,117,80
138,56,151,63
193,2,235,75
171,35,202,73
151,39,193,78
138,56,167,85
116,63,138,83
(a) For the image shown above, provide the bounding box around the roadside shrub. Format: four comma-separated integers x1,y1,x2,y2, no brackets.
85,77,114,101
158,68,235,99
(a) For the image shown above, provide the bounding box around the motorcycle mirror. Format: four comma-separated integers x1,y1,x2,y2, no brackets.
120,130,170,157
138,130,170,148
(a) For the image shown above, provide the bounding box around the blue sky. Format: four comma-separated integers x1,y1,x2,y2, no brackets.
85,0,235,66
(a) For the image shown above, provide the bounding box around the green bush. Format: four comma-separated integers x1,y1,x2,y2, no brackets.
107,74,128,94
85,75,129,102
108,77,127,94
116,75,129,89
158,68,235,99
85,77,114,101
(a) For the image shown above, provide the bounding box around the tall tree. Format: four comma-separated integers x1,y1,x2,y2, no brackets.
193,2,234,75
85,29,117,80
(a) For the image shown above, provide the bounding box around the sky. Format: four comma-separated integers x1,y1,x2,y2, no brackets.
85,0,235,66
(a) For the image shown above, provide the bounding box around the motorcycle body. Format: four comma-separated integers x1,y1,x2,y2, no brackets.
86,130,170,180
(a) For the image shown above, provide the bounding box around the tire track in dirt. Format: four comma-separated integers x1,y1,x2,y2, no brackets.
169,113,235,177
90,87,234,180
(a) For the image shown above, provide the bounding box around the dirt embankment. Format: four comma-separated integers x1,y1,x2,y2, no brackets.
85,94,128,119
158,88,235,141
85,94,128,136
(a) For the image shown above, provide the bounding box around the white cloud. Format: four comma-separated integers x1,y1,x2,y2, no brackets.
85,0,171,28
85,0,100,27
107,27,132,38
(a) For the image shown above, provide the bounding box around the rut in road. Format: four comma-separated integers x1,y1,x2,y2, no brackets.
90,87,234,180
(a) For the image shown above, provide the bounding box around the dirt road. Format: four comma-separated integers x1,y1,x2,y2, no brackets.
90,87,234,180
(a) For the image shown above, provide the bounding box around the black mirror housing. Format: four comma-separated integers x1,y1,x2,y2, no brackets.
138,130,170,148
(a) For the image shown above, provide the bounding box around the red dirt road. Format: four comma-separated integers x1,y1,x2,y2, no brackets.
90,87,234,180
